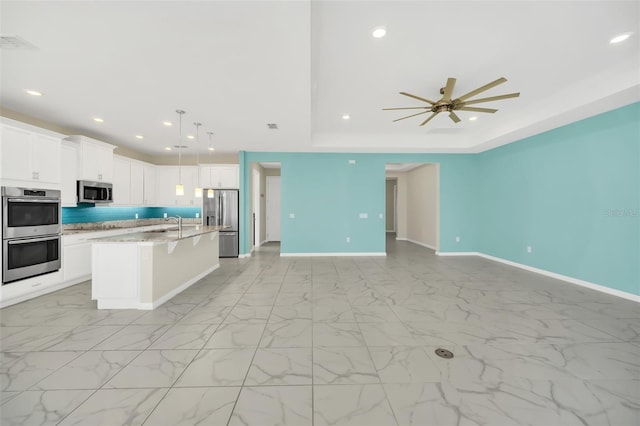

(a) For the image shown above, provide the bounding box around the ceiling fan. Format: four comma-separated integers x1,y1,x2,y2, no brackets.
383,77,520,126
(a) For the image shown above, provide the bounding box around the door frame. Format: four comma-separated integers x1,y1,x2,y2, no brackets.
266,175,281,242
252,168,261,249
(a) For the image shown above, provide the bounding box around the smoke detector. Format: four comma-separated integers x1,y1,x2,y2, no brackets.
266,123,278,129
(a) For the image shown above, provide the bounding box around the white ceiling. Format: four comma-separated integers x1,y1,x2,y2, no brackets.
1,1,638,156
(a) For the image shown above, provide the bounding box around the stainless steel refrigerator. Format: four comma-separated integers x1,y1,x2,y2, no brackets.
203,189,239,257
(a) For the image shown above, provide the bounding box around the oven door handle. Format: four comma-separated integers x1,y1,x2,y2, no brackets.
7,236,59,245
7,198,60,204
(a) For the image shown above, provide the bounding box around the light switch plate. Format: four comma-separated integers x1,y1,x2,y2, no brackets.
289,213,295,219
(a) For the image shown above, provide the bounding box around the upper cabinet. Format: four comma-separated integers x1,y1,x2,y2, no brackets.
155,166,198,206
64,135,116,183
61,141,79,206
142,164,156,205
112,156,147,206
0,120,62,188
200,164,239,189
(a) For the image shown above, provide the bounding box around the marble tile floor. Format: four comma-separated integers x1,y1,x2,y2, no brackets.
1,238,639,425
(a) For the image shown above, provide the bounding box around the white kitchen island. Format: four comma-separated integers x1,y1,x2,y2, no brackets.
91,225,222,309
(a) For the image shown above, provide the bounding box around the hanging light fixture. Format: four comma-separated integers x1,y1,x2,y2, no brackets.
175,109,186,196
194,122,203,198
206,131,215,198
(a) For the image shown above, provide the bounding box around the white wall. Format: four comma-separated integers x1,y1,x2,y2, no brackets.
406,164,439,249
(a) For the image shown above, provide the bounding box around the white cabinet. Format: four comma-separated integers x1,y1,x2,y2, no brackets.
0,121,62,187
63,241,92,283
65,135,116,182
200,164,239,189
130,161,144,205
143,164,156,205
61,142,78,206
155,166,197,206
112,156,131,205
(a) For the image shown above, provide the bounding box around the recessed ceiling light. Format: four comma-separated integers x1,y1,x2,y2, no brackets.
93,117,104,123
372,26,387,38
610,32,632,44
25,89,42,96
469,116,478,121
135,135,144,139
164,147,172,151
208,147,215,151
163,121,173,127
187,135,194,140
342,114,350,120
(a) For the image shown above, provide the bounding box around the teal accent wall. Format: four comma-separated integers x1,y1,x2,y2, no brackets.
240,152,479,255
478,102,639,295
62,206,201,224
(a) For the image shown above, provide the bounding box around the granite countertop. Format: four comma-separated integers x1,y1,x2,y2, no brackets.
62,218,202,235
90,225,226,243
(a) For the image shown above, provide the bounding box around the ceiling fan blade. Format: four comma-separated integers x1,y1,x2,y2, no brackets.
392,110,431,122
399,92,436,105
382,106,430,111
454,77,507,102
419,112,438,126
460,92,520,106
442,77,456,101
449,111,461,123
456,106,498,113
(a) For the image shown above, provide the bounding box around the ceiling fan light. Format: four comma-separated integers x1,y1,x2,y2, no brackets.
469,116,478,121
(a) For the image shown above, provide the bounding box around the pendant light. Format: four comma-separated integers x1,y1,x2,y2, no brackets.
194,122,203,198
175,109,186,196
206,131,215,198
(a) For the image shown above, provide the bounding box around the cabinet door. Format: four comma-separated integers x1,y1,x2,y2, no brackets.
155,167,179,206
31,134,61,183
143,164,156,205
112,157,131,205
0,125,33,181
61,144,78,206
130,162,144,205
178,166,197,206
218,165,239,189
81,143,113,182
63,243,92,282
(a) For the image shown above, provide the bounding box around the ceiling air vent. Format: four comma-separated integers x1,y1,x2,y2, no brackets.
173,145,188,149
266,123,278,129
0,35,37,50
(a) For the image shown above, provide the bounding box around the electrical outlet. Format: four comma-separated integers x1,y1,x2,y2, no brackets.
163,213,167,218
196,213,199,218
289,213,295,219
348,159,356,164
379,213,383,219
527,246,532,253
455,236,460,243
359,213,368,219
135,213,139,219
346,237,350,243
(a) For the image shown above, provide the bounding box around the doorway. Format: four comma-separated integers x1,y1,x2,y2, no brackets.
252,168,261,249
266,175,281,242
385,163,440,253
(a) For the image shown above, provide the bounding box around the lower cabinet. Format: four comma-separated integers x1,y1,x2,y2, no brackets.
63,242,92,283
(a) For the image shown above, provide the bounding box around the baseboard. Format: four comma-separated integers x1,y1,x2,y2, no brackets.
405,239,437,251
136,263,220,310
435,251,480,256
395,237,408,241
475,253,640,303
238,253,251,258
261,240,268,245
280,252,387,257
386,230,396,233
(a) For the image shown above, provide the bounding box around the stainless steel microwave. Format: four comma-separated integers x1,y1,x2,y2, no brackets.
77,180,113,204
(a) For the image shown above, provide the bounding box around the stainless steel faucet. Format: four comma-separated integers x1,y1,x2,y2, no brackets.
165,215,183,235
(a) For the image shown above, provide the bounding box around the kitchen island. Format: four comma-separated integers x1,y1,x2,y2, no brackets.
91,225,223,309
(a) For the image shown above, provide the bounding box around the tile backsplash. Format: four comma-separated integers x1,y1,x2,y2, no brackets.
62,205,201,224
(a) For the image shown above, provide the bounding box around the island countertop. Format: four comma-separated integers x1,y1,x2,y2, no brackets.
90,225,226,244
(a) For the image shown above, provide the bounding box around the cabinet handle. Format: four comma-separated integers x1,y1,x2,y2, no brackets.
98,173,103,181
32,171,39,180
31,282,43,287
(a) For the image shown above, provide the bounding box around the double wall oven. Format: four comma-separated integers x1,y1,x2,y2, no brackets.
2,187,61,284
